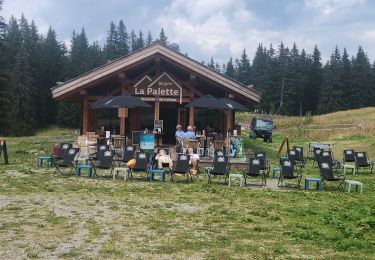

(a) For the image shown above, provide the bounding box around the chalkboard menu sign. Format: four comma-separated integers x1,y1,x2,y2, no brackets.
140,134,155,151
154,120,163,133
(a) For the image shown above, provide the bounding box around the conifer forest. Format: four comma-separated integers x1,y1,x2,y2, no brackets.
1,1,375,136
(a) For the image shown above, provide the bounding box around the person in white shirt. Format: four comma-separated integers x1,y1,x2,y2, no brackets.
187,146,199,175
155,149,173,169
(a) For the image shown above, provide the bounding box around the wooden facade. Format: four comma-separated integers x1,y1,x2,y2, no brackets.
51,42,261,142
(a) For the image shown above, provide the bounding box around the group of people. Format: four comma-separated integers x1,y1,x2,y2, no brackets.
175,124,197,141
154,146,200,175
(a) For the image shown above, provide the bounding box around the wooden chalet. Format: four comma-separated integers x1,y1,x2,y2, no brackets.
51,42,261,144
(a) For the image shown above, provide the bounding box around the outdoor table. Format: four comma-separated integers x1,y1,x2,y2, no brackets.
228,173,245,187
36,156,52,168
342,164,356,174
76,165,93,177
113,167,130,180
304,177,322,191
344,180,363,193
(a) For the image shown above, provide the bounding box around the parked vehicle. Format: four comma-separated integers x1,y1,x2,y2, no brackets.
249,117,273,142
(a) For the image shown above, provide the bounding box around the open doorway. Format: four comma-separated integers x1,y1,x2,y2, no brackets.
159,104,178,144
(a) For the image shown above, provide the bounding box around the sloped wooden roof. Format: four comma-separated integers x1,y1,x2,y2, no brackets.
51,42,261,103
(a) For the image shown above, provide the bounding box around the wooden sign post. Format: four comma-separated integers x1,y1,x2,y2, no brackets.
118,108,128,137
0,140,9,164
277,136,290,156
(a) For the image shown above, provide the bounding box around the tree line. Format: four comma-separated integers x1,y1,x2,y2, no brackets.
0,2,168,135
1,2,375,136
207,43,375,116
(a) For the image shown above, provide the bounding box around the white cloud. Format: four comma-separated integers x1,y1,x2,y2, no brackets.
304,0,366,14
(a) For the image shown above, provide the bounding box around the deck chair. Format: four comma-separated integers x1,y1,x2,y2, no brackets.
214,149,225,157
343,149,355,163
120,145,136,165
91,150,115,177
171,154,192,182
244,158,266,186
205,155,230,184
52,143,72,160
53,148,79,175
287,149,297,166
90,144,109,160
130,152,150,179
320,151,340,170
278,160,302,189
255,152,270,176
293,146,305,166
313,148,322,167
319,162,345,190
354,152,373,173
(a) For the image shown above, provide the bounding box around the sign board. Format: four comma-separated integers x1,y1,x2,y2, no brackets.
118,108,128,118
154,120,163,132
140,134,155,151
130,72,188,104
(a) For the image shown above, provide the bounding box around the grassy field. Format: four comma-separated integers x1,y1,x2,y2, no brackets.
1,108,375,259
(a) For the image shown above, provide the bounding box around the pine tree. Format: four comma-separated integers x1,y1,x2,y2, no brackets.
4,16,22,69
39,27,66,124
9,42,36,135
317,46,344,114
105,21,118,60
146,30,153,46
305,45,323,114
130,30,137,51
57,28,89,128
225,58,235,78
341,48,352,110
159,28,168,45
87,41,104,69
237,49,251,85
69,28,89,76
117,20,129,56
136,30,145,49
0,0,9,134
351,46,373,107
208,57,215,69
215,62,221,73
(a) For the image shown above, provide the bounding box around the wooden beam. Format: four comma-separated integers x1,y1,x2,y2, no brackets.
189,106,194,127
82,95,89,134
120,117,125,136
154,100,160,121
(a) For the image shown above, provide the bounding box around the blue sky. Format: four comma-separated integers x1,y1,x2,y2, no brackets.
2,0,375,64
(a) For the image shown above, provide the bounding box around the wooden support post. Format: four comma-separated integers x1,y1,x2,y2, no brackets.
154,100,160,121
120,117,125,136
189,106,194,127
225,110,233,133
82,95,89,134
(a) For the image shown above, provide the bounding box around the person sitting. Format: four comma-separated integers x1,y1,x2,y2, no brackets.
183,126,196,140
175,124,185,144
186,146,199,175
175,124,184,138
155,149,173,169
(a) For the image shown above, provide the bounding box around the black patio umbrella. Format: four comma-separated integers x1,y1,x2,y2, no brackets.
185,95,228,157
90,93,152,109
185,95,228,109
219,98,248,111
90,93,152,136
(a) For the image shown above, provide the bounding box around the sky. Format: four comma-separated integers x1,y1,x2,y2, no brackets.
2,0,375,64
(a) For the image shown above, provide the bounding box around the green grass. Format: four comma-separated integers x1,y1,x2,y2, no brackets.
1,116,375,258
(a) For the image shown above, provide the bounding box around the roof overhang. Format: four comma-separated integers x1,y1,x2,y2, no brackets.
51,43,261,104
